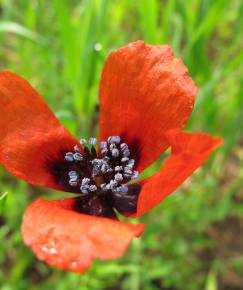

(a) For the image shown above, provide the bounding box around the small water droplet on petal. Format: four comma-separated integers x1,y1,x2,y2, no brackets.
71,261,77,268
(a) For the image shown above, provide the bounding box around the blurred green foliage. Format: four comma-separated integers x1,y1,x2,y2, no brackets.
0,0,243,289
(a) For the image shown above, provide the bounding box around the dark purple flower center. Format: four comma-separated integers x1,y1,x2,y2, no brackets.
64,136,140,218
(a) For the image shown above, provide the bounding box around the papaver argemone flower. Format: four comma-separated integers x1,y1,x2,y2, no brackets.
0,41,222,273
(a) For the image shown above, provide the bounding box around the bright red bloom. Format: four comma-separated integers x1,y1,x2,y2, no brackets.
0,41,222,273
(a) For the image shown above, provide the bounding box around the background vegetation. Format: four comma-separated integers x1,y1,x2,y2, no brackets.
0,0,243,289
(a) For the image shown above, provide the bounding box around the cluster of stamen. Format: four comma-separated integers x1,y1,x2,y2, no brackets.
64,136,139,216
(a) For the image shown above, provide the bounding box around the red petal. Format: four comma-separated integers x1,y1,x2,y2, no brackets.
0,71,78,190
131,130,223,217
99,41,196,172
21,198,144,273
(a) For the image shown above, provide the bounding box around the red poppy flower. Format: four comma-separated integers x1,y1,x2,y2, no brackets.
0,41,222,273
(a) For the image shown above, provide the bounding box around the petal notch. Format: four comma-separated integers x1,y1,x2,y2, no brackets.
132,130,223,217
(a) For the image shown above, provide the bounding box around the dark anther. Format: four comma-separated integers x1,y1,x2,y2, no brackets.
73,195,117,218
112,184,141,213
50,136,141,218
